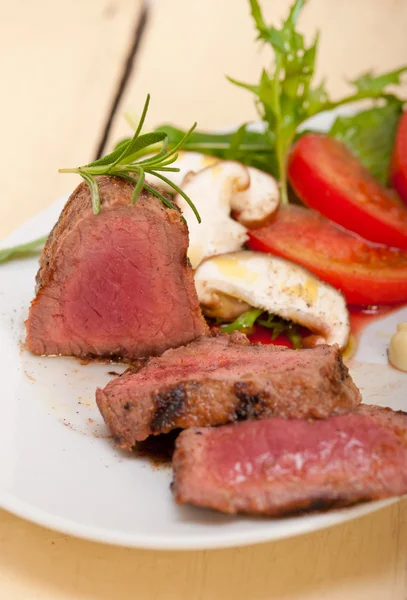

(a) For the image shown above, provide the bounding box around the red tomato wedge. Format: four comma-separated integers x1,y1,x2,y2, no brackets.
248,326,293,348
247,205,407,306
287,133,407,250
391,112,407,206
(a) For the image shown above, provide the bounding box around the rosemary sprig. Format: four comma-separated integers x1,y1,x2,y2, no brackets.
59,95,201,223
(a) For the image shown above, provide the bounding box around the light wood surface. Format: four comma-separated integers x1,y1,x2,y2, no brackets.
0,0,144,238
0,503,406,600
1,1,407,598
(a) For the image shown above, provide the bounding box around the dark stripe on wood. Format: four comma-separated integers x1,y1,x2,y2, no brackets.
94,1,150,159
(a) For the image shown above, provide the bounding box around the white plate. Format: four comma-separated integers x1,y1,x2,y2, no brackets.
1,115,407,549
1,198,406,550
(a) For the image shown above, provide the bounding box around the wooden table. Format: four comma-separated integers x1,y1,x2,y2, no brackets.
1,1,407,597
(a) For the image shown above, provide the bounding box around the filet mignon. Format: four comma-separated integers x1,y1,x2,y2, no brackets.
172,404,407,516
96,331,361,448
25,177,208,360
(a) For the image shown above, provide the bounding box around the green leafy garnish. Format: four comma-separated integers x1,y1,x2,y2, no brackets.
221,308,263,333
142,1,406,200
221,308,303,348
0,235,47,264
257,312,303,349
59,95,201,222
329,101,403,185
227,0,407,202
116,124,277,176
351,68,407,96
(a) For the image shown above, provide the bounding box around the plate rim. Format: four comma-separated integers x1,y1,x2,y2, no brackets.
0,486,397,550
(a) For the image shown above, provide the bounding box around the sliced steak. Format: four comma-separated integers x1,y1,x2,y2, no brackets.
26,177,208,360
173,404,407,516
96,332,361,448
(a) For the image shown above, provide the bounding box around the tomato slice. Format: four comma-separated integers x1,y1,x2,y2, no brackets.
247,205,407,306
288,133,407,250
248,326,293,348
390,112,407,206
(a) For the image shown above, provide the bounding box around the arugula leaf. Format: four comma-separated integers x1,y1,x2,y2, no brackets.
221,308,263,333
257,313,303,348
329,101,403,185
0,235,47,264
228,0,325,202
227,0,407,201
351,67,407,96
112,1,406,200
221,308,303,348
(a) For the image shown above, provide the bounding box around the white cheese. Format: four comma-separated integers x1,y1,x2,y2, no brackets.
195,251,350,349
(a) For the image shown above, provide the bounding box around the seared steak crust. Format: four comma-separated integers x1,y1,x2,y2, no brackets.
26,177,208,360
172,405,407,516
96,332,361,448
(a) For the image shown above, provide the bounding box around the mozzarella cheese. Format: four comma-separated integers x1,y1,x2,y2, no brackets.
195,251,350,349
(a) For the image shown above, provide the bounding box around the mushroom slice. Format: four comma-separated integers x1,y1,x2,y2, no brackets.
175,162,250,269
146,151,280,225
195,251,350,349
201,291,251,321
145,151,220,191
231,167,280,228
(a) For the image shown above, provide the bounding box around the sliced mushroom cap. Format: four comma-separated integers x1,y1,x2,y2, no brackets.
175,162,250,269
145,151,220,192
231,166,280,228
201,291,251,321
194,251,350,349
146,151,280,227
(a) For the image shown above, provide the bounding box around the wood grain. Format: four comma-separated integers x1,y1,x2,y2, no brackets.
1,1,407,598
0,502,406,599
0,0,145,238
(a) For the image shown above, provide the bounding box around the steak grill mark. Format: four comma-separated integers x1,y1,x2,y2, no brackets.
234,381,268,420
150,385,188,433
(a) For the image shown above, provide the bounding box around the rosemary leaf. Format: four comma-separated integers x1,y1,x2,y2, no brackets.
113,131,167,167
143,182,176,211
138,154,179,168
133,93,150,138
131,170,145,204
80,172,101,214
149,171,202,224
59,95,200,221
82,142,128,169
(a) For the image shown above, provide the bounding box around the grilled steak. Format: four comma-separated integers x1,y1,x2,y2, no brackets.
96,331,361,448
172,404,407,516
26,177,208,360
